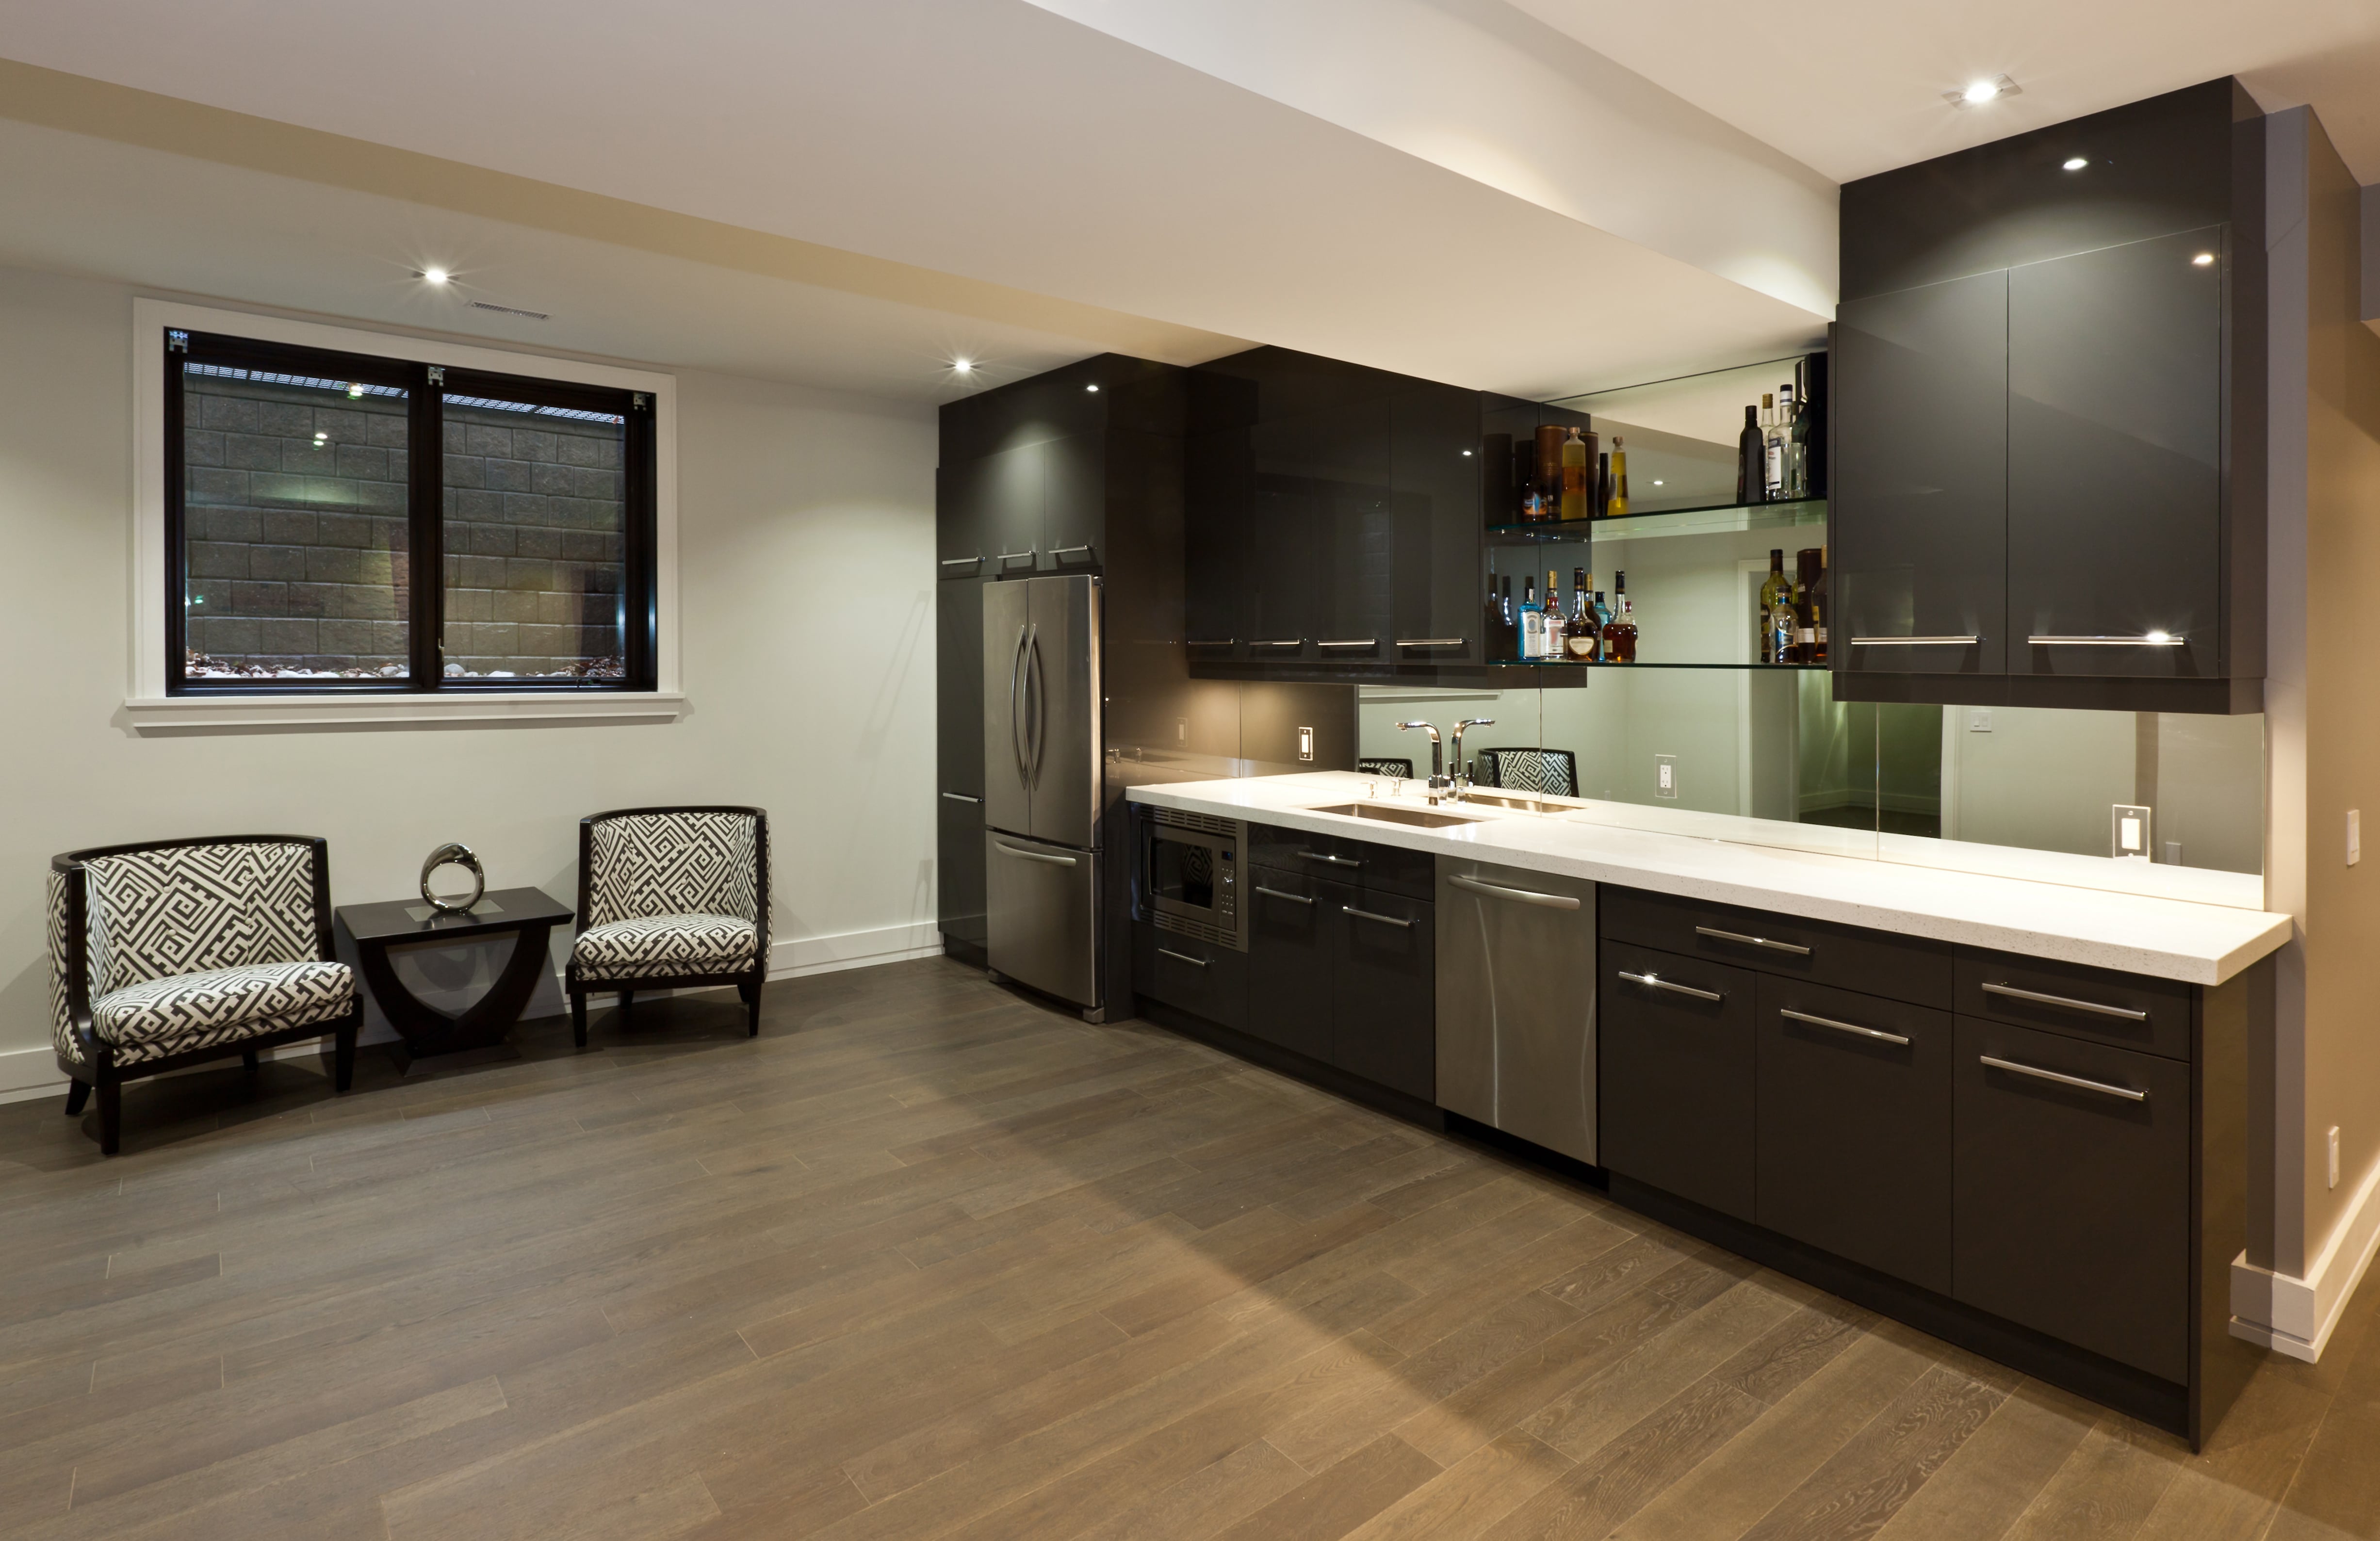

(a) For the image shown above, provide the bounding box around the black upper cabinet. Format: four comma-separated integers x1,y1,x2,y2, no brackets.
2008,229,2223,677
1834,271,2010,677
1833,78,2264,713
1042,432,1106,571
1391,385,1486,664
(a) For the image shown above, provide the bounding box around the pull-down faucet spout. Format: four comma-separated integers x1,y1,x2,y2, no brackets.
1395,720,1446,803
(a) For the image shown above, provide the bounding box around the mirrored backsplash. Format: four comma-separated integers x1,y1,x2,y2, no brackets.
1356,677,2266,908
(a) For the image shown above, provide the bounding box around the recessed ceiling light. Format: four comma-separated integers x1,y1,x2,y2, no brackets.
1085,383,1099,393
420,267,450,285
953,358,974,373
2193,253,2216,266
2062,156,2089,171
1461,449,1473,457
1652,480,1664,486
1945,74,2021,108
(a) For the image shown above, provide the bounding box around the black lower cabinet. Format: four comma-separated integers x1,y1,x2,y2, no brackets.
1245,867,1334,1061
936,795,986,952
1754,977,1953,1293
1132,924,1248,1034
1953,1017,2192,1381
1330,883,1434,1101
1600,941,1756,1222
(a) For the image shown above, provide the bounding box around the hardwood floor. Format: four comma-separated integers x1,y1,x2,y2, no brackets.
0,954,2373,1541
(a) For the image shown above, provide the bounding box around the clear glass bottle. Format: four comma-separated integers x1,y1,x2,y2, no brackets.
1543,568,1566,656
1758,548,1789,664
1520,574,1543,659
1602,572,1638,663
1765,386,1790,501
1607,437,1630,518
1566,568,1598,659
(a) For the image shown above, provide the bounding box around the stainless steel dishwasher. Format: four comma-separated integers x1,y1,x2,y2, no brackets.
1436,857,1598,1164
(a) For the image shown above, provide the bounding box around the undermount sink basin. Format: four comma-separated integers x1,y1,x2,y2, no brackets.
1458,792,1563,814
1304,801,1485,829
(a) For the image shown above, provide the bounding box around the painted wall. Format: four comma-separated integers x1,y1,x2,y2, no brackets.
0,265,941,1099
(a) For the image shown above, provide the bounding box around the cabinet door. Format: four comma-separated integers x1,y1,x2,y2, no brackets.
1833,271,2008,675
975,442,1045,577
2008,228,2223,679
936,793,986,950
1331,882,1434,1099
1600,941,1757,1221
1246,866,1335,1063
1390,385,1483,663
1309,396,1394,658
1186,429,1247,656
1134,922,1247,1031
1953,1017,2191,1379
936,576,985,799
1755,977,1953,1292
1042,431,1104,571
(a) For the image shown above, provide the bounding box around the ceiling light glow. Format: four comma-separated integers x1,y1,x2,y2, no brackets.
2062,156,2089,171
953,358,974,373
1962,80,2000,104
1945,74,2021,109
1084,383,1099,392
421,267,450,285
2193,252,2216,266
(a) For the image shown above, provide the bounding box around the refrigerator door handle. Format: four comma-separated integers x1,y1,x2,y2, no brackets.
1027,625,1047,790
1009,623,1030,789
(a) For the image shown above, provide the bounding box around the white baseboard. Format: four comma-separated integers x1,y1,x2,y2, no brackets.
2233,1153,2380,1361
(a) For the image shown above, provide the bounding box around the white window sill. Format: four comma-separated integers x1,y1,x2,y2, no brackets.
122,691,687,735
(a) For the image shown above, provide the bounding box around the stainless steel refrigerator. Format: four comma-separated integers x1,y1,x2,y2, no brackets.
982,575,1104,1014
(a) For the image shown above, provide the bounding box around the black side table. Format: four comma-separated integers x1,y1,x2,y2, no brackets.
335,887,574,1073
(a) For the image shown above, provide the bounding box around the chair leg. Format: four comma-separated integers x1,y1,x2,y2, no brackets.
63,1081,90,1117
619,989,635,1012
97,1075,122,1157
740,977,763,1038
242,1050,260,1072
333,1022,357,1093
571,990,588,1049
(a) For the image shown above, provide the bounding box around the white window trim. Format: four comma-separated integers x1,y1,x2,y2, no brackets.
128,298,683,733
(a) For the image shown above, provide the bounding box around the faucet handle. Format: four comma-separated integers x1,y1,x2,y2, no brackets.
1455,717,1496,730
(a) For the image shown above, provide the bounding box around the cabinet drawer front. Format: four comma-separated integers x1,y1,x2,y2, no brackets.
1754,978,1954,1293
1250,824,1435,903
1600,886,1952,1008
1245,868,1334,1063
1331,884,1435,1101
1952,1018,2191,1381
1956,951,2190,1061
1600,941,1757,1222
1133,923,1247,1033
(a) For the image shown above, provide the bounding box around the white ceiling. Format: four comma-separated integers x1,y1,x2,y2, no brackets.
1508,0,2380,184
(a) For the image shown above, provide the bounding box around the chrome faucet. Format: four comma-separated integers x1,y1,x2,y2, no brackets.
1450,718,1496,801
1396,720,1447,803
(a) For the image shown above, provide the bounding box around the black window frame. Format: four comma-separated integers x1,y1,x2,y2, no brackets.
165,327,659,695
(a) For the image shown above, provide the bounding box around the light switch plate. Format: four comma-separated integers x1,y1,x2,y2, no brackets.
2331,1127,2343,1189
1297,726,1314,762
2112,804,2152,860
2351,810,2361,866
1655,754,1678,799
1969,708,1993,732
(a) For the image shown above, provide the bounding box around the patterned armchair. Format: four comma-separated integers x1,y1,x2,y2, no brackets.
49,836,359,1154
569,806,770,1045
1471,747,1580,798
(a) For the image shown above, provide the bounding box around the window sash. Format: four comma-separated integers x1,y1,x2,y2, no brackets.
166,330,657,695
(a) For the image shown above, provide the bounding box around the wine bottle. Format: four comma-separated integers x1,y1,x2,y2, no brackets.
1543,568,1567,656
1520,574,1543,660
1591,590,1609,662
1765,389,1789,502
1566,568,1597,659
1602,572,1638,664
1608,437,1630,518
1757,549,1789,665
1785,386,1810,500
1736,405,1764,505
1768,581,1797,666
1559,429,1588,521
1796,547,1826,665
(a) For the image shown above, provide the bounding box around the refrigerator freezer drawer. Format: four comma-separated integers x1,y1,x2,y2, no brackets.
987,830,1101,1010
1435,859,1598,1165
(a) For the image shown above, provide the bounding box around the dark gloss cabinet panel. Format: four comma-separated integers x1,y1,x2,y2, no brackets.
1754,976,1953,1293
1244,866,1335,1063
1329,882,1435,1101
2007,228,2223,679
1600,941,1756,1222
1952,1017,2192,1380
1390,385,1487,664
1132,923,1248,1035
1041,432,1107,571
935,795,986,952
1833,272,2010,677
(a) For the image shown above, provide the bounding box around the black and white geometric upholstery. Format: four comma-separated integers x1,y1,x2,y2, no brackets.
1357,757,1414,779
1471,747,1580,798
49,835,360,1153
569,806,770,1044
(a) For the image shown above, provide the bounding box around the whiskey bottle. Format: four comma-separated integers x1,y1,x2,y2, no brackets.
1736,405,1765,505
1602,572,1638,664
1758,548,1789,664
1607,437,1630,518
1567,568,1598,659
1543,568,1567,656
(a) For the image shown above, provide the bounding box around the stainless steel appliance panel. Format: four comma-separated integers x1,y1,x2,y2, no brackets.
1137,807,1247,951
986,830,1100,1008
1027,575,1102,850
1436,858,1598,1164
981,579,1033,840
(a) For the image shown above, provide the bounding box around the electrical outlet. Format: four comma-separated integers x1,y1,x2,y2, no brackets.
2350,810,2361,866
2111,804,2152,860
1297,726,1314,762
2331,1127,2343,1189
1655,754,1678,799
1969,708,1993,732
1176,717,1187,746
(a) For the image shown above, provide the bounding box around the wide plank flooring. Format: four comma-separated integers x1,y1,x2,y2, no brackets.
0,955,2374,1541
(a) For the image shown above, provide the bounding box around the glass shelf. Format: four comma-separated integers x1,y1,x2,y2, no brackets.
1487,659,1829,671
1484,499,1825,544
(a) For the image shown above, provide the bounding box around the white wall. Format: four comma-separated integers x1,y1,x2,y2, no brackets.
0,266,940,1100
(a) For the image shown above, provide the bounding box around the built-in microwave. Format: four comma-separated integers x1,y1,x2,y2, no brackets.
1136,805,1247,952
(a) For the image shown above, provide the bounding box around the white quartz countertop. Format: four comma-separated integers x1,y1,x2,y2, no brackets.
1125,772,2292,986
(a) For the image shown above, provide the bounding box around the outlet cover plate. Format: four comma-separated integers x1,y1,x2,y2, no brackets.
1655,754,1678,799
2112,804,2152,860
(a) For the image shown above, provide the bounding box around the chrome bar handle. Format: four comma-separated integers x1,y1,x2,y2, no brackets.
1449,874,1581,910
1342,906,1416,929
1781,1008,1909,1046
1050,545,1094,559
1316,638,1378,649
2025,634,2185,647
993,841,1077,867
1254,885,1316,906
1156,947,1209,968
1695,925,1811,956
1848,635,1981,646
1618,970,1723,1003
1980,1054,2147,1103
994,548,1038,566
1395,638,1468,648
1249,639,1304,648
939,555,983,568
1187,639,1238,647
1297,851,1364,868
940,792,981,804
1979,982,2148,1022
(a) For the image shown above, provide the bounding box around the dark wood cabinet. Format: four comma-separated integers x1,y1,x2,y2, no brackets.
1132,922,1248,1034
1600,885,1952,1008
1329,881,1435,1100
1953,1016,2192,1379
1390,384,1485,664
935,793,987,952
1754,976,1953,1293
1042,432,1106,572
1600,940,1757,1222
1245,866,1334,1062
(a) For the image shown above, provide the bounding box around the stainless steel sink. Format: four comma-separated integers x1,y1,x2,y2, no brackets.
1305,802,1485,829
1459,792,1564,814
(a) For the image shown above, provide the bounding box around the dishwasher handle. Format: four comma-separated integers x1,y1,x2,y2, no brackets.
1449,873,1581,911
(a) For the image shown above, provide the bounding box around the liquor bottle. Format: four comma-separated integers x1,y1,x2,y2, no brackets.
1757,548,1789,664
1796,547,1827,665
1785,388,1810,500
1512,440,1536,522
1767,580,1798,665
1567,568,1598,659
1602,572,1638,664
1736,405,1764,505
1543,568,1567,656
1520,574,1543,660
1766,387,1790,502
1607,437,1630,518
1559,429,1589,521
1593,591,1609,660
1596,452,1612,518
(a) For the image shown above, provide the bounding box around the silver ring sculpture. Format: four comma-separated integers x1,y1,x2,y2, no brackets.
419,842,486,914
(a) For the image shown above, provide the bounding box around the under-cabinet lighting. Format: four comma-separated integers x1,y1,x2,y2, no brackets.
2192,253,2216,266
2062,156,2089,171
